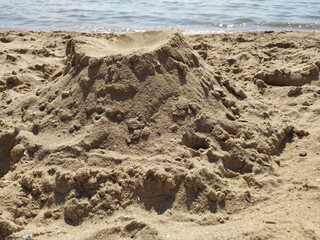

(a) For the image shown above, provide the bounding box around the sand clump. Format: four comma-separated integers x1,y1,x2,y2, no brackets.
0,30,319,239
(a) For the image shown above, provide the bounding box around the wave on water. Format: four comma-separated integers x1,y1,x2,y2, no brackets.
0,0,320,33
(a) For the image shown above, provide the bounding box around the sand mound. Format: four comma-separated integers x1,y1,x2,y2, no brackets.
2,30,284,221
1,30,319,239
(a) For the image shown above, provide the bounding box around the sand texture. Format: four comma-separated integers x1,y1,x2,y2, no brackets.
0,30,320,239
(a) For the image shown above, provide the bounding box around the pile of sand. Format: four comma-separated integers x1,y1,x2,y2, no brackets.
0,30,319,239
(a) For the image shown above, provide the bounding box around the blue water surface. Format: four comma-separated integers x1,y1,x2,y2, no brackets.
0,0,319,33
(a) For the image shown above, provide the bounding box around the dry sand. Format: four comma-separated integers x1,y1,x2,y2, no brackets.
0,29,320,240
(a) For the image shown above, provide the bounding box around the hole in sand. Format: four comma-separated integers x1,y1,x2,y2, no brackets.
0,131,16,178
181,133,210,150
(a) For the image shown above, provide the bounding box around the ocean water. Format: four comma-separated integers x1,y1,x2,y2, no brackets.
0,0,319,33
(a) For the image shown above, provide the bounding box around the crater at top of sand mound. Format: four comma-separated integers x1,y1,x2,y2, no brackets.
71,30,183,58
64,29,200,80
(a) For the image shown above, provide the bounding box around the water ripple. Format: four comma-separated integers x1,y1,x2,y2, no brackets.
0,0,319,32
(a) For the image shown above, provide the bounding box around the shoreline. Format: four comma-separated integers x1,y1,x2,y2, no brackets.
1,26,320,35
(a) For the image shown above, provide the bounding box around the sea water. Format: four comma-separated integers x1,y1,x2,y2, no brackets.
0,0,319,33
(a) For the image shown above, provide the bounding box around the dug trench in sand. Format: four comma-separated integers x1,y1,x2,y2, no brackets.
0,30,320,239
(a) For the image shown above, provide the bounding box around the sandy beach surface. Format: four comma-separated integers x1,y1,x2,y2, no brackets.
0,30,320,240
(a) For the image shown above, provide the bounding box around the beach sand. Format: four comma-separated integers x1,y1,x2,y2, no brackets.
0,30,320,239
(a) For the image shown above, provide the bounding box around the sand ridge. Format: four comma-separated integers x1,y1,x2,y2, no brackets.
0,30,320,240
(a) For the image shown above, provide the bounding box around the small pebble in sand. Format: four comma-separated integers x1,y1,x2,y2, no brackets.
61,91,70,99
22,234,32,240
249,155,256,162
